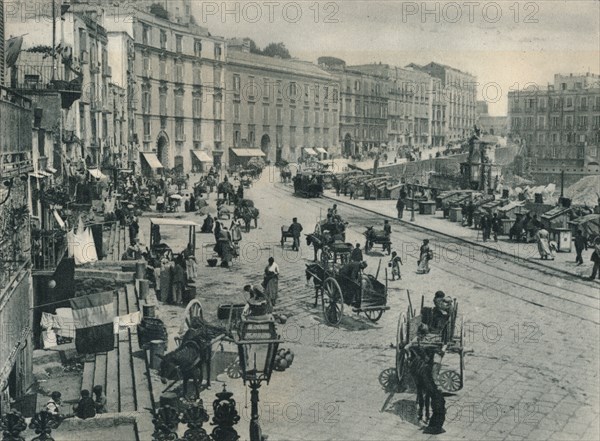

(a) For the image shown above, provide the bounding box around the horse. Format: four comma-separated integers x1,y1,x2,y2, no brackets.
217,182,234,203
234,206,259,232
305,263,327,307
158,318,227,399
217,200,232,219
280,168,292,183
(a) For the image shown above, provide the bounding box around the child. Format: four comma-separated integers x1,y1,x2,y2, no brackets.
389,251,403,281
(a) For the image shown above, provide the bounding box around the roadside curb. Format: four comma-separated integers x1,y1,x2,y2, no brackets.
322,193,589,280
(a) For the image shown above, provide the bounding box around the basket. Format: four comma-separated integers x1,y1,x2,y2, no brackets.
207,258,218,267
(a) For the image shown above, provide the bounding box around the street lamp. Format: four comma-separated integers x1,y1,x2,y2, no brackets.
236,319,283,441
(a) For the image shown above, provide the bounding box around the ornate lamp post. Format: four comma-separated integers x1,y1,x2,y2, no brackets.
235,319,282,441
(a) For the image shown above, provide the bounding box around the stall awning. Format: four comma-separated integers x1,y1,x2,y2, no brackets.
47,167,58,174
192,150,213,163
141,152,164,169
304,148,317,156
29,172,49,179
88,168,108,180
230,149,266,158
315,148,327,155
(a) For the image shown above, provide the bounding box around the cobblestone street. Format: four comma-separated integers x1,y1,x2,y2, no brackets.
140,168,599,441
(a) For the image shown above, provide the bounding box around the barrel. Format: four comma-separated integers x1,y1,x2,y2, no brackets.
137,317,168,349
135,261,146,280
138,279,149,301
143,304,156,318
149,340,166,370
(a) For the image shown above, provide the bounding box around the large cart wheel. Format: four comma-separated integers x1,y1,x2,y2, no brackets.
437,370,462,392
185,299,204,327
323,278,344,325
365,309,384,323
396,313,409,383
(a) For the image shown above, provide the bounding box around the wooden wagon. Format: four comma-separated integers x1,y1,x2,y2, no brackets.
305,260,390,325
395,292,466,393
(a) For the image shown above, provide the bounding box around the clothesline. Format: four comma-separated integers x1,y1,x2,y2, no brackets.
29,290,117,310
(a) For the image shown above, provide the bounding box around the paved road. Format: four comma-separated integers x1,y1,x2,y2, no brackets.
145,167,599,441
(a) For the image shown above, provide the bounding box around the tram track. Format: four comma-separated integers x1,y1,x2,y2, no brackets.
271,183,599,325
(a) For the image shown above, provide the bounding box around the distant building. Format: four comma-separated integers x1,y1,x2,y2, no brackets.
508,72,600,185
476,100,507,137
318,58,387,157
350,63,446,149
225,40,338,166
103,2,226,172
409,62,477,143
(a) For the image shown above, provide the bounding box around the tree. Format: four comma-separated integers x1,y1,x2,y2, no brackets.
261,42,291,59
149,3,169,20
247,39,261,55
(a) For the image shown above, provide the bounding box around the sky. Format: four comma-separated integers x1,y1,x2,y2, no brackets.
192,0,600,115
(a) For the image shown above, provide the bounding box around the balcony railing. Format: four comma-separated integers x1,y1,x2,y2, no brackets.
31,229,67,272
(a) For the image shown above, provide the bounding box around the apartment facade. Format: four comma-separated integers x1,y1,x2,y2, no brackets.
410,62,477,143
318,58,387,157
508,73,600,185
225,41,339,165
104,4,226,173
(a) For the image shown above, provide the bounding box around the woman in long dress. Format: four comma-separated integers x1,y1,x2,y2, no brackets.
417,239,432,274
535,228,554,260
262,257,279,307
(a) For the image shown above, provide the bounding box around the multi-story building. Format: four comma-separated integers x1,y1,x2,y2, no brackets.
350,63,446,149
318,58,387,157
508,72,600,185
477,100,508,137
409,62,477,142
224,40,339,166
7,2,112,172
0,84,34,414
103,2,226,172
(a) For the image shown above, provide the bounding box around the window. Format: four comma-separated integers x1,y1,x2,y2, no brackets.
290,82,297,100
142,25,150,46
234,130,241,147
314,128,321,145
263,106,269,122
355,80,360,91
537,116,545,129
176,118,184,141
193,64,201,85
315,111,319,125
303,127,309,146
525,116,533,129
565,115,573,128
143,116,151,140
233,75,240,94
314,84,319,103
578,115,588,128
143,54,150,74
175,91,183,117
263,78,271,99
304,110,309,125
214,44,222,60
580,97,587,109
160,31,167,50
333,88,338,104
277,81,282,98
324,111,329,125
290,109,296,124
594,115,600,128
193,94,202,118
537,133,545,144
304,84,309,101
193,120,202,141
142,87,151,114
160,59,167,79
552,133,558,143
566,97,573,107
176,35,183,53
323,128,329,147
249,104,255,122
159,89,167,115
512,117,521,129
277,108,282,124
175,60,184,83
248,126,255,146
194,39,202,57
234,103,240,121
552,116,560,128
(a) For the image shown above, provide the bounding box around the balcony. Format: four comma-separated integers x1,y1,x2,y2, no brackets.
1,87,34,177
31,228,67,272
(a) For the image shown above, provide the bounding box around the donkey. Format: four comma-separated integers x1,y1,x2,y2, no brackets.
159,319,227,399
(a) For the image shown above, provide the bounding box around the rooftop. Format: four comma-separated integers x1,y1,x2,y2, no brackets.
227,50,334,80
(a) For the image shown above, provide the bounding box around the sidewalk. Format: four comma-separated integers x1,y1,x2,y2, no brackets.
322,189,597,280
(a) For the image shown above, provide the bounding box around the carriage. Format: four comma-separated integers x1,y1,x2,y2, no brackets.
394,292,466,393
306,220,349,261
305,260,390,325
364,226,392,254
293,172,324,198
280,225,294,247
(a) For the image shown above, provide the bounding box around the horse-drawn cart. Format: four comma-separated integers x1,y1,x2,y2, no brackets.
364,226,392,254
395,292,466,393
305,260,390,325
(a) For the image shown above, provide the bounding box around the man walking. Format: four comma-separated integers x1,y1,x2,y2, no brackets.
491,213,500,242
396,197,405,219
350,243,363,262
574,230,587,266
588,238,600,280
289,217,303,251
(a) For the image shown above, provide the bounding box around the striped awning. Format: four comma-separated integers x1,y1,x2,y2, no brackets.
88,168,108,180
315,148,327,155
230,149,266,157
192,150,213,163
304,148,317,156
141,152,164,169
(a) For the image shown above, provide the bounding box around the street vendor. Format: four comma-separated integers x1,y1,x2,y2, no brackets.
383,219,392,237
201,213,214,233
432,290,454,331
339,261,368,289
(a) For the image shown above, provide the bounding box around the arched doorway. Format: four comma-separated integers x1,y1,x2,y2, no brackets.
260,134,271,158
156,132,170,168
344,133,353,156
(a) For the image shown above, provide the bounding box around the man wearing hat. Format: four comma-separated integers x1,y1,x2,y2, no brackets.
289,217,304,251
46,391,63,417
